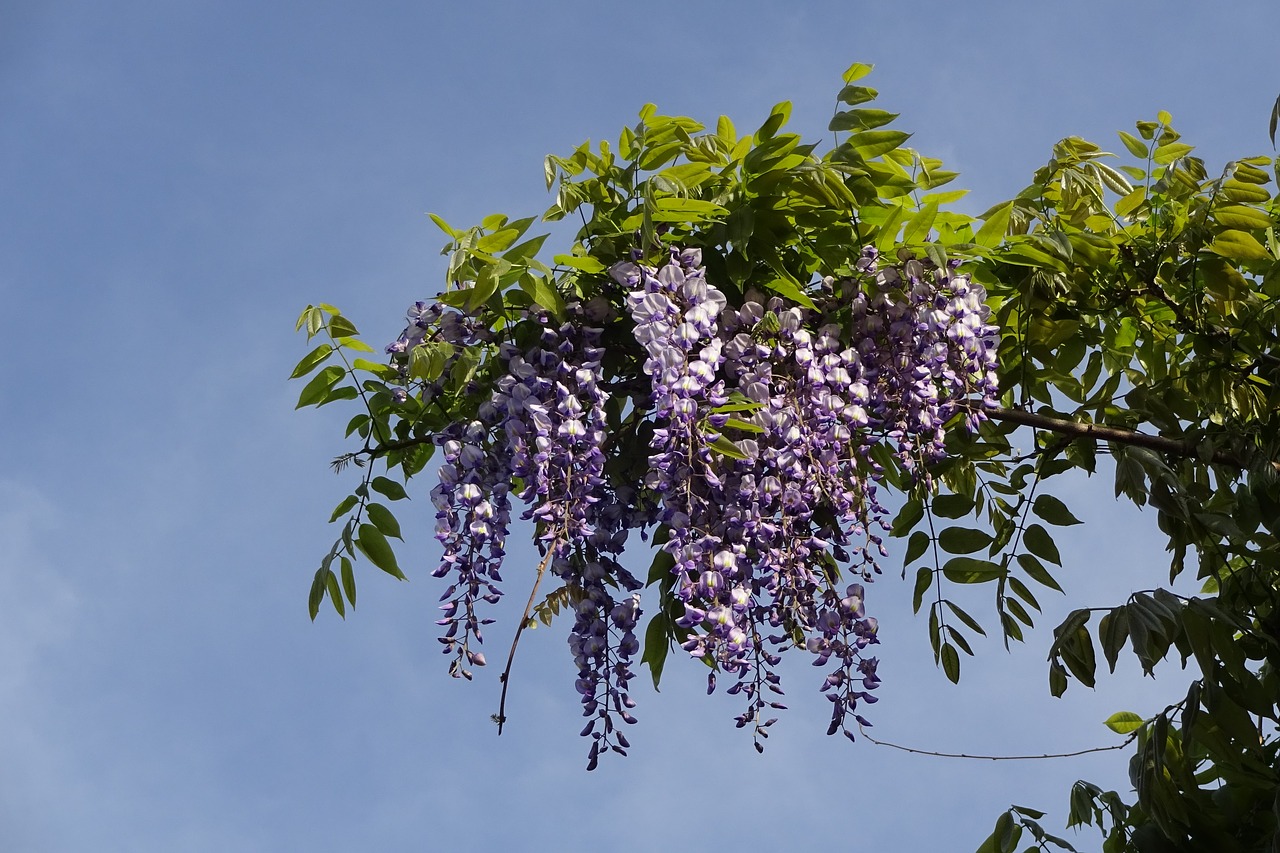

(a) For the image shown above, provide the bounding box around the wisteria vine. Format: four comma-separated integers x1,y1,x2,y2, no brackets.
382,245,999,765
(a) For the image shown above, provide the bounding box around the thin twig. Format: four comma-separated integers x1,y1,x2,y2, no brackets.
496,541,561,735
857,724,1137,761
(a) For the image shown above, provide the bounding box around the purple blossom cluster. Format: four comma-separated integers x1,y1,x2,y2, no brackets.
847,247,1000,478
616,251,887,744
489,318,645,765
394,306,645,763
387,242,999,760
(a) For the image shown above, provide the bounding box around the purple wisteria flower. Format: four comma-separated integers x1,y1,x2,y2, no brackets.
387,240,998,760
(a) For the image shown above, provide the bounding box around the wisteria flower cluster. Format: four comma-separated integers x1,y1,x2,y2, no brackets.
383,244,999,763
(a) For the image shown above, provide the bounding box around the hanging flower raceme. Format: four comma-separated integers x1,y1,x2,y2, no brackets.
371,242,998,764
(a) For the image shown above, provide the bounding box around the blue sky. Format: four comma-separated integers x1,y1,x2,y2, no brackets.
3,2,1277,850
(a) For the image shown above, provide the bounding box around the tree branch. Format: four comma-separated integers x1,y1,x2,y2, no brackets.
986,406,1280,472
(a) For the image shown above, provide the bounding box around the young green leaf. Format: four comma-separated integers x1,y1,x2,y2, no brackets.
290,344,333,379
1102,711,1144,735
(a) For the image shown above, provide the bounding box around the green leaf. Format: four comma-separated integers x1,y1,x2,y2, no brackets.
829,108,899,133
552,252,606,272
518,273,566,318
1017,553,1064,592
641,612,671,690
1117,130,1148,158
340,556,356,607
371,476,409,502
1098,607,1128,674
974,201,1013,248
903,530,930,565
902,199,939,244
873,204,908,251
1208,229,1272,262
295,365,345,408
365,503,403,541
1032,495,1083,526
938,527,994,554
428,212,460,239
890,499,924,536
940,642,960,683
707,435,748,460
1211,204,1272,231
329,494,359,523
1103,711,1144,735
836,84,878,106
1023,523,1062,566
842,61,874,84
760,277,816,310
912,566,933,613
1153,141,1194,164
307,566,328,620
355,524,406,579
931,493,975,518
942,557,1003,584
328,315,359,338
846,130,911,159
290,344,333,379
722,417,763,434
466,265,501,312
945,601,987,637
325,570,345,618
477,228,521,254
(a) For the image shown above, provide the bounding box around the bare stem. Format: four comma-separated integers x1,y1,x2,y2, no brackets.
496,540,561,735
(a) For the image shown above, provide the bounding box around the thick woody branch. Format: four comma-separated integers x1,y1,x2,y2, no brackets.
987,406,1280,472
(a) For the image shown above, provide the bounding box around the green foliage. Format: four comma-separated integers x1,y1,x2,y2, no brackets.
292,65,1280,851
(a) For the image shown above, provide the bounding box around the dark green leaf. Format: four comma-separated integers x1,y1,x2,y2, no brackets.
325,570,345,618
939,526,994,554
1017,553,1064,592
942,557,1003,584
940,642,960,683
356,524,405,579
945,600,987,636
1023,523,1062,566
904,530,930,566
371,476,409,502
308,567,327,620
931,493,975,518
366,503,403,540
1032,495,1083,526
340,556,356,607
912,566,933,614
328,494,359,523
1098,607,1128,674
641,612,671,690
891,499,924,536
